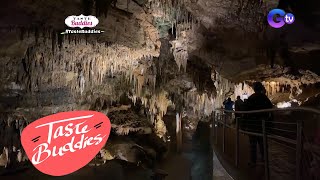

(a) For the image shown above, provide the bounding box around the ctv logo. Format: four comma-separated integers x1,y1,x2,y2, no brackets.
267,9,295,28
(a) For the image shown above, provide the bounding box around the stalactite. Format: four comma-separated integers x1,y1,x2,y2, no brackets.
68,34,71,44
34,27,39,44
74,36,77,45
16,24,162,110
27,28,30,38
51,31,56,55
211,72,235,108
262,81,284,96
20,27,25,41
85,34,88,45
57,33,63,51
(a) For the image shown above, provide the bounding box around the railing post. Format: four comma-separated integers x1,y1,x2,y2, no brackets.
223,112,226,153
296,120,303,180
235,117,239,167
262,119,270,180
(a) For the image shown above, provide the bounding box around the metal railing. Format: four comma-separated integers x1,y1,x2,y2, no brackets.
211,107,320,180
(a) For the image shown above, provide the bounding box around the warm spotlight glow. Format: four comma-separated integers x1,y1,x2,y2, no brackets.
277,101,292,108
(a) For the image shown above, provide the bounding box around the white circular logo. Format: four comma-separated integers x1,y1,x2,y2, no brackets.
65,14,99,29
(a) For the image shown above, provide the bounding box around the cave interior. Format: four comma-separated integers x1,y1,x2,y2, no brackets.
0,0,320,179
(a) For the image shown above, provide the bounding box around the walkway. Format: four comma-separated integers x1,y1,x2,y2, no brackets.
212,150,233,180
214,126,296,180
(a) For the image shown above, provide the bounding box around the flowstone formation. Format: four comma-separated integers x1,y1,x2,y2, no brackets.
232,65,320,106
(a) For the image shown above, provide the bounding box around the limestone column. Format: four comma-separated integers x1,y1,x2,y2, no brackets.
176,112,182,152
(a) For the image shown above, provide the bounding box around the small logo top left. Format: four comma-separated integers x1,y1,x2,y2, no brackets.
65,14,99,29
61,14,104,34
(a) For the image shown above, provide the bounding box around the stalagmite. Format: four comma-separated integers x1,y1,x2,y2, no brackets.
155,115,166,139
176,112,182,152
79,71,85,95
212,72,235,108
262,81,286,96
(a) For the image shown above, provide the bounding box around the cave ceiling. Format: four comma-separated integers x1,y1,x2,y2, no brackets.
0,0,320,121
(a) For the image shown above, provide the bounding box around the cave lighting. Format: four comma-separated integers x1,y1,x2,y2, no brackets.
270,81,276,85
276,101,292,108
234,82,254,101
242,93,248,100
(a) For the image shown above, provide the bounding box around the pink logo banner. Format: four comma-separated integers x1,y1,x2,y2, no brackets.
21,111,111,176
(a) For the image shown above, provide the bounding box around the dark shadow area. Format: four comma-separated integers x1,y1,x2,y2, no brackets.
183,121,213,180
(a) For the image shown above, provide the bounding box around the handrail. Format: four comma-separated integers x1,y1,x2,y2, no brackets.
215,107,320,114
216,119,298,145
210,107,319,180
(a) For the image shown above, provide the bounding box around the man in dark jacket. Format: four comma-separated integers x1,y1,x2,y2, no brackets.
235,96,244,119
245,82,273,166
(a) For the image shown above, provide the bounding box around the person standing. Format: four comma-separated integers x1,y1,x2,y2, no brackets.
245,82,273,167
235,96,244,120
223,98,234,124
